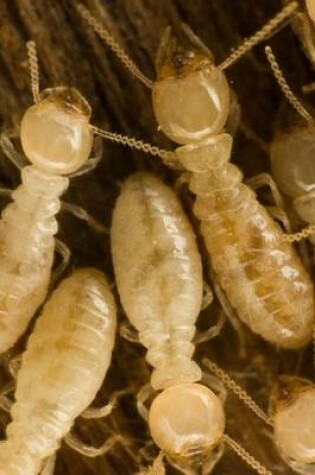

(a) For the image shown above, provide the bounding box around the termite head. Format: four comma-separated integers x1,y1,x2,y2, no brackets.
152,27,230,145
270,121,315,200
148,383,225,470
20,86,93,175
271,376,315,468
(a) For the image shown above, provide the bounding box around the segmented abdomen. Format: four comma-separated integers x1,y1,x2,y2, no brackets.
111,172,203,389
177,135,315,348
0,268,116,474
0,165,69,352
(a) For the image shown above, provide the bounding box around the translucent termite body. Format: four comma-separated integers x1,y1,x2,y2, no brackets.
0,84,95,352
111,173,272,475
111,172,203,390
79,2,315,349
0,268,117,475
151,36,314,349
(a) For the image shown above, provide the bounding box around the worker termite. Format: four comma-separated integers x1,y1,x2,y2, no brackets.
78,1,315,349
0,40,114,353
203,358,315,475
111,171,274,475
0,268,122,475
265,46,315,250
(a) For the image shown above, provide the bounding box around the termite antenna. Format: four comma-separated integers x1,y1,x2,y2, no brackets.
281,223,315,243
219,1,298,71
265,45,313,123
223,434,273,475
26,40,40,104
91,125,172,161
76,4,153,89
202,358,272,427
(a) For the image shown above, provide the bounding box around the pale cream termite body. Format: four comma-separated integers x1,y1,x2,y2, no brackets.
111,172,204,390
0,86,94,352
151,36,315,349
0,268,117,475
79,3,315,349
111,173,272,474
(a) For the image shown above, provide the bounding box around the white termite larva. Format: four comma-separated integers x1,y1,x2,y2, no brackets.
111,171,203,390
80,2,315,349
111,172,273,475
0,268,117,475
0,43,105,353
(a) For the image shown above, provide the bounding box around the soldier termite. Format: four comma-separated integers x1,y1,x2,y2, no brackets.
266,45,315,251
111,172,274,475
78,1,315,350
203,357,315,475
0,268,123,475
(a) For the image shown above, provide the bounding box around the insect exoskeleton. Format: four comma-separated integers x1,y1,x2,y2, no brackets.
149,382,225,467
270,123,315,242
0,268,117,475
266,44,315,248
271,377,315,474
111,172,204,390
0,76,96,351
79,2,315,350
152,33,315,350
111,173,272,474
204,358,315,475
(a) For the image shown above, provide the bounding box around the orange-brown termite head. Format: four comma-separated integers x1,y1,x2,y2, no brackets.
20,86,93,175
152,28,230,145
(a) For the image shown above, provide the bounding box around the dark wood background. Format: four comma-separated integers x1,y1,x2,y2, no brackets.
0,0,312,474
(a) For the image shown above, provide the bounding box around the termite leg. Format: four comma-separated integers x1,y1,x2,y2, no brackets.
40,455,56,475
201,372,227,404
52,239,71,284
194,309,226,345
137,384,155,421
60,201,108,234
247,172,291,232
64,431,124,457
120,319,140,343
8,354,22,379
174,171,191,193
81,389,132,419
201,280,214,310
0,381,15,413
0,132,28,170
69,136,103,178
211,270,246,357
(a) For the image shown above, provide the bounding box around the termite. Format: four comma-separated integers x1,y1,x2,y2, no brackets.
111,171,274,475
265,46,315,251
0,268,121,475
78,1,315,350
203,357,315,475
0,40,114,353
